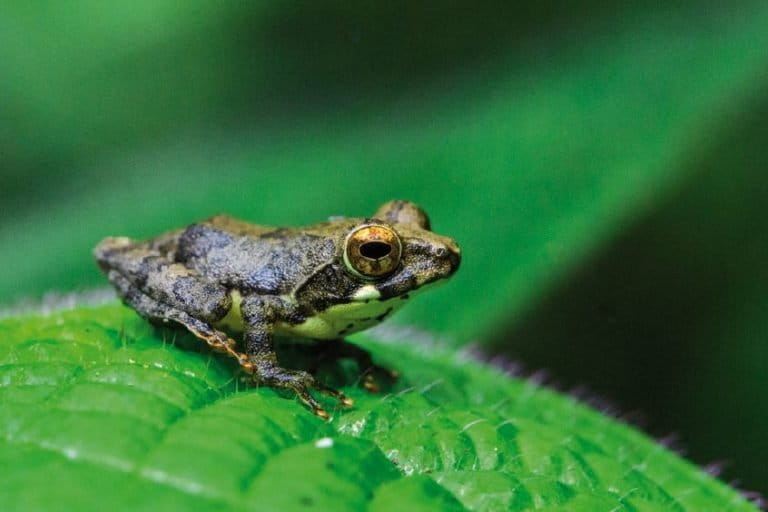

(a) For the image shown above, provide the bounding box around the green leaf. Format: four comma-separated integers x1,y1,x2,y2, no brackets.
0,305,756,511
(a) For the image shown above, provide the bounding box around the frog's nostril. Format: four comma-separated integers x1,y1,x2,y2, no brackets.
449,251,461,272
360,241,392,260
435,247,447,258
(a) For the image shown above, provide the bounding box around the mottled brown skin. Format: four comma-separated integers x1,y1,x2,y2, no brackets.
94,200,460,418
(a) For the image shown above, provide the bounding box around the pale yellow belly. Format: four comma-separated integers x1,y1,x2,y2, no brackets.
275,298,403,339
213,290,404,340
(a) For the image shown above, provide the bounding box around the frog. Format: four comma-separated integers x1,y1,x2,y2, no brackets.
94,200,460,418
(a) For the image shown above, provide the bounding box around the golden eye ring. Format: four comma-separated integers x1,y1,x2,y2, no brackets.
343,224,402,279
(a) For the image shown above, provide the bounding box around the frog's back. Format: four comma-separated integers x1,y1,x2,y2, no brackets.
204,214,275,238
175,215,337,295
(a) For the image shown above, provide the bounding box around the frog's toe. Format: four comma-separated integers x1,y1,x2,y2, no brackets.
313,407,330,420
291,385,329,419
363,373,380,393
314,381,354,407
360,363,399,393
258,367,351,418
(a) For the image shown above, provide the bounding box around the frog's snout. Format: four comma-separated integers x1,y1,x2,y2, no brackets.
434,238,461,276
447,247,461,275
93,236,135,270
448,246,462,275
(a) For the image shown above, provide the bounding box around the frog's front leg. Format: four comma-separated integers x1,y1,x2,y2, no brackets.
240,295,353,419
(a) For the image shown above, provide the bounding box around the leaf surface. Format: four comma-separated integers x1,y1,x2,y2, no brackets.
0,305,756,511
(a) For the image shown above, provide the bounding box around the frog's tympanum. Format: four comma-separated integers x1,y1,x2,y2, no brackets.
95,200,460,418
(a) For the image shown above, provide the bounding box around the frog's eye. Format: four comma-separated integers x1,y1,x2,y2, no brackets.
343,224,402,279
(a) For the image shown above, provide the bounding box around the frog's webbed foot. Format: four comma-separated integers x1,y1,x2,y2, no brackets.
169,317,256,373
251,361,354,419
314,339,399,393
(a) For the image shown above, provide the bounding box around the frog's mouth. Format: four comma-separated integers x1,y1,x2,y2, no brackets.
352,275,446,304
382,257,460,300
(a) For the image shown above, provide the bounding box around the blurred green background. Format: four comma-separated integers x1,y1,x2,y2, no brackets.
2,0,767,495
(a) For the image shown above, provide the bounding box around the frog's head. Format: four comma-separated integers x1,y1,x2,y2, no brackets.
342,200,461,300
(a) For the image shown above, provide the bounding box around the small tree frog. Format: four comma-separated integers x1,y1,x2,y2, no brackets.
94,200,460,418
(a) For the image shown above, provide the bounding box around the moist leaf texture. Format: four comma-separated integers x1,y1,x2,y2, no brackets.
0,305,756,511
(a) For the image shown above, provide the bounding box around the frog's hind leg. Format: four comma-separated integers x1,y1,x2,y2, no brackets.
107,270,253,371
95,236,231,327
96,237,253,372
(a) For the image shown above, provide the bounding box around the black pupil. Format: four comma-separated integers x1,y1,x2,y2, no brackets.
359,241,391,259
